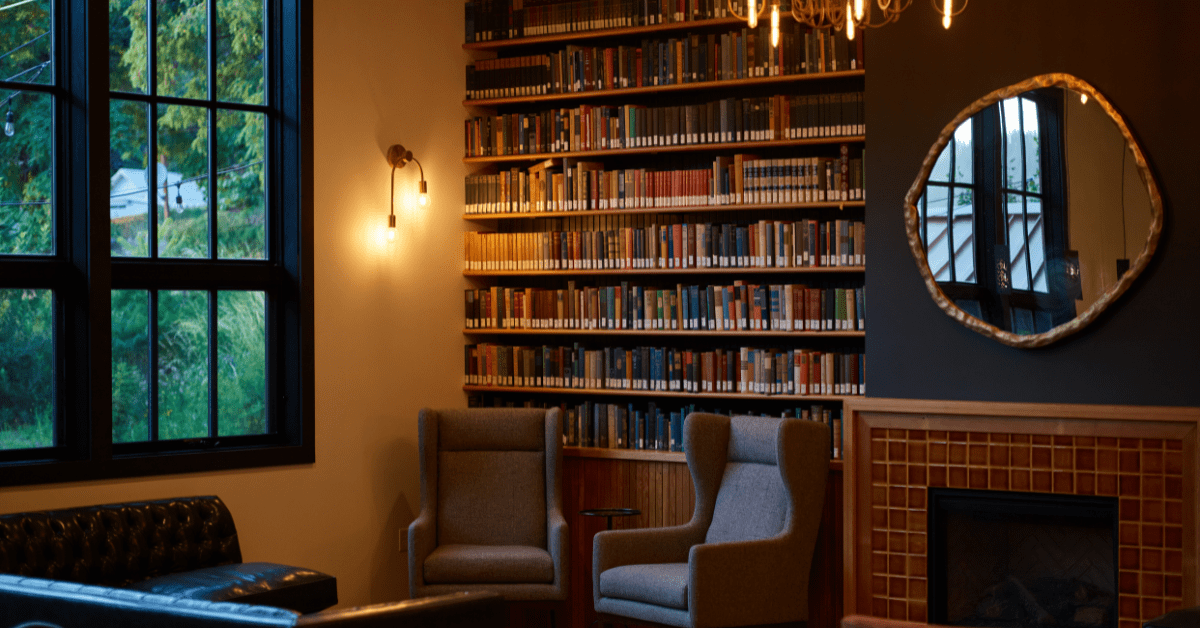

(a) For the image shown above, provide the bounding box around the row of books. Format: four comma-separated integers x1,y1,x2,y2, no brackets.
465,0,739,42
463,216,865,271
469,394,846,458
465,23,860,100
466,283,865,332
465,150,864,215
465,343,865,396
463,92,865,157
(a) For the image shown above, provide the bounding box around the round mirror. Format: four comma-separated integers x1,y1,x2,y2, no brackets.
904,74,1163,348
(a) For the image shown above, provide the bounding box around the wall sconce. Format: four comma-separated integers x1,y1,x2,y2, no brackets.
386,143,429,242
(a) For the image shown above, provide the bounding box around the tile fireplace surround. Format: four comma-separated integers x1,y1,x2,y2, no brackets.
843,399,1199,628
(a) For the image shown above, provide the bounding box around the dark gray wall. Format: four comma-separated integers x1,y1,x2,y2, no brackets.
866,1,1200,405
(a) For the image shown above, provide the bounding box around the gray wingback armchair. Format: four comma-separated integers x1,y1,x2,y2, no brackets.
593,413,830,628
408,407,567,606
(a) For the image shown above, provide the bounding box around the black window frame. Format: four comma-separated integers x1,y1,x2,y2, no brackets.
0,0,313,486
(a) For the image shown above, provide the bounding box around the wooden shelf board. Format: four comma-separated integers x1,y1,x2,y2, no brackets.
464,70,867,107
463,200,865,221
463,384,856,402
464,265,865,277
463,328,865,338
564,446,845,470
463,17,749,51
463,136,867,164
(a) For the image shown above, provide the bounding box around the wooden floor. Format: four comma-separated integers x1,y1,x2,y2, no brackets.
563,454,844,628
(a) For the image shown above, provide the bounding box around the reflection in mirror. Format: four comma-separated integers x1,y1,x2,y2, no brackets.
905,74,1161,348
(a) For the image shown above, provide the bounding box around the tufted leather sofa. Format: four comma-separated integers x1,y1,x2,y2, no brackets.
0,496,337,614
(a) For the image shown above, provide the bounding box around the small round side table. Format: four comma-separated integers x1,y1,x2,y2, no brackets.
579,507,641,530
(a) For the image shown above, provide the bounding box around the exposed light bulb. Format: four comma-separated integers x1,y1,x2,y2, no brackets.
854,0,864,21
748,0,758,28
4,111,13,137
387,214,397,241
770,2,779,48
942,0,952,28
418,180,430,207
1080,93,1089,105
846,2,856,40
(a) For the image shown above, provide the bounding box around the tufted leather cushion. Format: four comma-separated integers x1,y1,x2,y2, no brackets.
126,562,337,614
0,496,241,587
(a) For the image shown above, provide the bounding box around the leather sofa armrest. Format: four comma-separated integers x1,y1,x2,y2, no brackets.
294,591,503,628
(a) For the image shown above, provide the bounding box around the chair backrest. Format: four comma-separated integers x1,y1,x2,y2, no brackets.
428,408,551,548
704,416,791,544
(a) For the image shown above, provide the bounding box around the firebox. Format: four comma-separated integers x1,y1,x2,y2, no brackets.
928,488,1119,628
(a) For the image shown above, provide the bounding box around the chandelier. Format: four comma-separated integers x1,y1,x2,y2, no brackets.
727,0,968,43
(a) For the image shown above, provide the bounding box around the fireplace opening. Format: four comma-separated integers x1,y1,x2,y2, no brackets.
928,489,1118,628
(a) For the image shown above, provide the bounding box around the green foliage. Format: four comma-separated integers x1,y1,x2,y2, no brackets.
0,289,54,449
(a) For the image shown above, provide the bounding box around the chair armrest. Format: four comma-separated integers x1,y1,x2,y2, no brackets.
688,536,808,627
406,510,436,589
294,591,504,628
592,524,704,604
547,508,569,589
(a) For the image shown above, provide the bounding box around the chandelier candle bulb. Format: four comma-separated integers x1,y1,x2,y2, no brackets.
846,1,855,39
942,0,952,28
748,0,758,28
771,2,780,48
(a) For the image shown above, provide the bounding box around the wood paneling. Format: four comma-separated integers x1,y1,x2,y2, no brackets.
563,452,843,628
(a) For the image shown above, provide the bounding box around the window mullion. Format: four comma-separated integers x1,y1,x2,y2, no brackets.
208,289,218,438
148,289,159,442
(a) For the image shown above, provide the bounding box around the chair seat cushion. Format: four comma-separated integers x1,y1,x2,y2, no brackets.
424,544,554,584
599,563,688,610
124,562,337,614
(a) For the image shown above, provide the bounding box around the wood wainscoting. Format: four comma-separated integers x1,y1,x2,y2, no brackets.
563,447,844,628
842,398,1200,628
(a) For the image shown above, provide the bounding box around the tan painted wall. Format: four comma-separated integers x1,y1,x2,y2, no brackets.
0,0,469,608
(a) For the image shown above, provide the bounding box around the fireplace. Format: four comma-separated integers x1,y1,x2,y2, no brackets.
843,399,1199,628
927,488,1118,628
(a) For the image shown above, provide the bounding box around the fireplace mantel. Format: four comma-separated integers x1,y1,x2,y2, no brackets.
843,398,1199,628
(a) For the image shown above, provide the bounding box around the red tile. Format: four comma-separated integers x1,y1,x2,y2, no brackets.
889,429,906,440
1165,550,1183,574
909,556,927,578
1011,445,1032,467
969,468,988,489
1165,526,1182,549
871,428,887,440
1120,498,1141,522
1166,601,1183,614
1143,599,1164,622
1142,573,1164,597
1120,621,1140,628
889,441,907,462
1166,575,1183,598
889,576,906,598
1011,470,1030,491
989,445,1010,466
872,440,887,462
1120,475,1141,496
1098,448,1118,472
909,488,926,509
908,442,927,464
1119,547,1139,570
1098,437,1118,448
948,431,968,443
909,601,927,623
928,431,948,442
1033,434,1052,445
1077,473,1096,495
989,433,1010,444
969,432,988,442
908,532,927,555
949,443,967,465
909,578,927,600
890,509,907,530
1165,451,1183,475
1097,474,1118,496
1165,500,1182,525
874,486,889,506
1165,439,1182,451
989,468,1009,490
890,464,907,485
873,575,889,595
890,531,908,553
909,466,927,485
889,600,907,620
873,463,888,483
889,553,906,575
1119,572,1139,595
1054,447,1073,470
1076,448,1096,470
969,444,988,466
1032,447,1052,469
872,551,888,573
1120,450,1141,473
872,597,889,617
1142,450,1164,474
1165,477,1182,499
908,430,928,441
1053,471,1073,493
1120,522,1139,545
929,466,947,487
1141,549,1162,572
1076,436,1096,446
1054,435,1073,446
891,486,908,507
1143,477,1165,499
872,530,888,551
929,443,947,464
1143,524,1164,547
872,507,888,529
1010,434,1031,444
1032,470,1052,492
1119,438,1140,449
908,511,926,533
948,467,967,488
1143,500,1164,524
1142,438,1164,449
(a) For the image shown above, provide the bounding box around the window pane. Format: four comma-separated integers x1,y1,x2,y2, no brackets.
953,121,972,184
217,109,264,259
0,288,54,450
0,90,52,256
1001,98,1022,191
0,0,51,86
112,289,149,443
110,0,147,93
158,290,208,440
158,104,209,258
951,187,975,284
216,0,264,104
217,291,265,436
1006,193,1029,291
157,0,208,99
924,184,951,282
110,99,149,257
1026,196,1047,293
929,139,952,183
1022,97,1041,193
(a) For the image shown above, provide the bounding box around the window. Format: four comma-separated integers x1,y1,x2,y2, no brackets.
0,0,311,485
917,88,1072,334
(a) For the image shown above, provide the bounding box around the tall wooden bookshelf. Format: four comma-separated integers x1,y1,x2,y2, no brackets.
460,4,861,626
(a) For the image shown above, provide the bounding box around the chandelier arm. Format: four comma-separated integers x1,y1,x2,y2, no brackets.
727,0,768,21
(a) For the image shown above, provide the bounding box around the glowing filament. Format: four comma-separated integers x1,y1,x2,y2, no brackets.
854,0,864,21
846,1,855,40
771,3,780,48
748,0,758,28
942,0,952,28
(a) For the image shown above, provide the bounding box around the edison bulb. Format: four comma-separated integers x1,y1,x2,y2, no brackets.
748,0,758,28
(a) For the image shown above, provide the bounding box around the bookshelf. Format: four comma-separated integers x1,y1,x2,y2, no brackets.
461,1,865,461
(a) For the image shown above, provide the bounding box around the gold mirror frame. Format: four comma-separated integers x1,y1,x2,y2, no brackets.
904,73,1164,348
